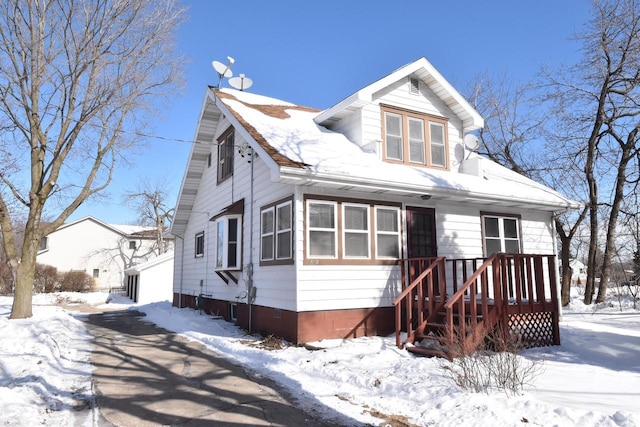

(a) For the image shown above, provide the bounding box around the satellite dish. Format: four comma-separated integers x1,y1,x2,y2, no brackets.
212,60,233,78
463,134,480,151
229,74,253,91
212,56,235,89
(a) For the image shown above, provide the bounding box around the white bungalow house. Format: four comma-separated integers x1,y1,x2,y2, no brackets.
37,216,173,292
569,259,588,285
170,58,579,353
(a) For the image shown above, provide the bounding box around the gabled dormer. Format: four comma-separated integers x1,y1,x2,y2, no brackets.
314,57,483,172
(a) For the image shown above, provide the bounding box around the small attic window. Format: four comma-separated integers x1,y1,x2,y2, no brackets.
409,77,420,95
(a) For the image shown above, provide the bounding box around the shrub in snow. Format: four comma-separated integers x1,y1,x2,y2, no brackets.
58,271,96,293
34,264,59,293
441,325,545,396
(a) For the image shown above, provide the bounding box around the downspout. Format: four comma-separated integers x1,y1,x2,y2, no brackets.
550,211,562,321
175,234,185,308
179,235,185,308
247,147,255,334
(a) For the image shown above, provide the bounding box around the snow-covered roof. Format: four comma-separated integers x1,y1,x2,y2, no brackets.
315,57,484,133
125,250,174,274
111,223,155,236
53,216,157,238
213,89,579,211
170,60,579,236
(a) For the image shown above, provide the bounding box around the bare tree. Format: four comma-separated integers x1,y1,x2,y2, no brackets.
124,178,174,254
0,0,185,319
544,0,640,304
467,72,588,306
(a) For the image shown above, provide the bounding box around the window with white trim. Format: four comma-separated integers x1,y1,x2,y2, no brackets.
305,198,401,263
375,206,401,258
260,199,293,264
195,231,204,257
215,215,242,270
307,200,337,258
343,203,370,258
382,105,449,169
482,214,521,256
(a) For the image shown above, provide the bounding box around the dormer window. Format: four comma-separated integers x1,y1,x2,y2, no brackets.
381,105,449,170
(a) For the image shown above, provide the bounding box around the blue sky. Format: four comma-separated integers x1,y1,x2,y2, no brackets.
67,0,591,225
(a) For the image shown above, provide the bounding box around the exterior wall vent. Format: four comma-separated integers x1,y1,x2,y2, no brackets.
409,77,420,94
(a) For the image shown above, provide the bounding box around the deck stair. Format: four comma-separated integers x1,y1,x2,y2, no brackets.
394,254,560,359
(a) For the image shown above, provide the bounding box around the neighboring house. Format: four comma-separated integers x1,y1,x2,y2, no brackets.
170,58,580,353
569,259,588,286
124,251,174,304
37,216,173,292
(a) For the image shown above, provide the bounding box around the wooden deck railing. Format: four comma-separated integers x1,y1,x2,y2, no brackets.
394,257,446,348
395,253,561,352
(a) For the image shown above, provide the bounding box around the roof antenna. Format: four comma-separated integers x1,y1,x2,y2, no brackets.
229,73,253,91
212,56,235,89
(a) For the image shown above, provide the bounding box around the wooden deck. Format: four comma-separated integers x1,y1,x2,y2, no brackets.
393,254,560,358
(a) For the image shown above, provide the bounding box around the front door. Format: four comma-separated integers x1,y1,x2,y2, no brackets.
406,207,437,258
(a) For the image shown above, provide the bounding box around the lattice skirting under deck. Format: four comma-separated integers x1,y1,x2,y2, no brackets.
507,312,555,348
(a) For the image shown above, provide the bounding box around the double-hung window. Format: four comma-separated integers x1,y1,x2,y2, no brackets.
305,197,401,263
195,231,205,257
375,206,401,258
307,200,337,258
482,214,521,256
343,203,370,258
261,198,293,264
215,215,241,270
217,128,234,183
382,105,449,169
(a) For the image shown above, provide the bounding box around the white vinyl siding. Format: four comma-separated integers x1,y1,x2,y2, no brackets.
175,115,299,309
297,199,555,312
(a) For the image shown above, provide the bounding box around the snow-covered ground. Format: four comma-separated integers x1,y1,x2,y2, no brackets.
1,290,639,426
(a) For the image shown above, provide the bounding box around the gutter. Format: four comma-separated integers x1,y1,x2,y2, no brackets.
277,167,581,211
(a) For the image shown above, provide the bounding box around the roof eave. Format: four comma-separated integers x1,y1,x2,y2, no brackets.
314,57,484,132
170,90,220,236
277,167,579,212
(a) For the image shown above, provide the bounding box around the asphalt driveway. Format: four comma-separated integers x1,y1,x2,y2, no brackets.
82,308,345,426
